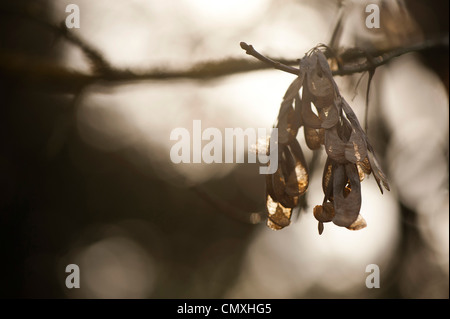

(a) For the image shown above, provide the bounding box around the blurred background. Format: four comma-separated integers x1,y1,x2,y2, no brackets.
0,0,448,298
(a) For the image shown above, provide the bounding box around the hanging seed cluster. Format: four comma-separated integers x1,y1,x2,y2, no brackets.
266,47,389,234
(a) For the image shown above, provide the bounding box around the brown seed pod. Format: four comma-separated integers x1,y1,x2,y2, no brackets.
319,102,339,129
344,129,368,164
262,45,389,234
322,156,334,201
324,126,347,163
313,202,335,223
286,138,309,196
271,167,298,209
265,146,297,209
304,126,324,150
302,104,322,129
346,214,367,231
277,99,295,145
313,201,335,235
283,72,305,101
291,93,303,130
307,62,335,108
367,150,390,193
358,156,372,174
332,163,362,228
266,194,292,230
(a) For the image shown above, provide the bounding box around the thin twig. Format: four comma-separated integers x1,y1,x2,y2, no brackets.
240,35,449,77
0,7,111,74
364,69,375,133
239,42,300,75
55,22,112,74
335,35,448,76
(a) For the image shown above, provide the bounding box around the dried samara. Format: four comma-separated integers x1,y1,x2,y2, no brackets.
266,47,389,234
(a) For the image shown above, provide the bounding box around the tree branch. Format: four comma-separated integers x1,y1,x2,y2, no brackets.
240,35,449,77
0,4,448,94
0,7,112,74
239,42,300,75
334,35,449,76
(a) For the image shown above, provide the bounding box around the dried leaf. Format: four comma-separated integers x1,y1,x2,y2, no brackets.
272,164,287,201
338,115,353,142
266,146,301,209
358,156,372,174
319,102,339,129
314,201,335,235
271,167,298,209
313,202,335,223
344,129,368,163
282,145,295,176
283,72,305,101
286,139,309,196
332,163,362,228
340,97,367,141
301,86,322,129
291,93,303,130
315,50,335,82
324,126,347,163
307,55,335,107
346,214,367,231
356,163,366,182
367,151,390,193
289,138,308,169
277,99,295,145
266,194,292,230
304,126,324,150
301,52,318,76
278,192,298,209
282,145,297,196
278,92,304,145
322,156,334,200
285,172,300,197
323,201,335,216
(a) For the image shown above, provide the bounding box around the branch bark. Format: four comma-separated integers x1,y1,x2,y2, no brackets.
240,35,449,77
0,5,448,93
